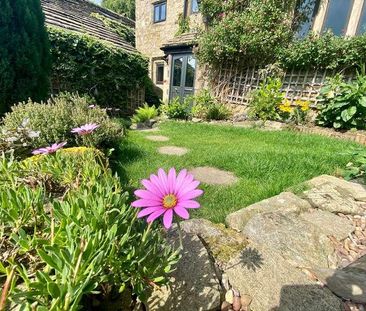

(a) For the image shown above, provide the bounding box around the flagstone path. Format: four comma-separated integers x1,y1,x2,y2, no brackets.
158,146,189,156
189,166,239,186
145,135,170,142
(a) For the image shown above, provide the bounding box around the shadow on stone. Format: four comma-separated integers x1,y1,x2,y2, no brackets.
226,247,264,272
271,284,343,311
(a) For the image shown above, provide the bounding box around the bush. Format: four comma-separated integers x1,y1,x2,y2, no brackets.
0,148,178,309
206,103,232,121
2,93,123,150
343,149,366,182
248,78,283,121
160,97,191,120
278,99,310,125
131,103,159,124
0,0,51,113
316,68,366,130
48,27,148,110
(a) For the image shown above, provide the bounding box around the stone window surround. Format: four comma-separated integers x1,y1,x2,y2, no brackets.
153,0,167,24
155,62,165,84
311,0,366,36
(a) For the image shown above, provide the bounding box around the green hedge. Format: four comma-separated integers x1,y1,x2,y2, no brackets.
48,26,148,110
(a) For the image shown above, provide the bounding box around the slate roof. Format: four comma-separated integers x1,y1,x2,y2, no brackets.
161,32,198,50
41,0,137,52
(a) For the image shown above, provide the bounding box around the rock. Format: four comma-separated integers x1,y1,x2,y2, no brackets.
135,119,157,129
221,301,231,311
147,231,221,311
263,120,285,131
226,192,311,231
225,290,234,304
311,256,366,304
306,175,366,202
232,114,248,122
180,219,247,265
240,294,252,308
300,209,354,240
189,167,239,186
303,181,366,215
192,117,203,123
158,146,189,156
224,243,342,311
145,135,170,142
243,212,334,268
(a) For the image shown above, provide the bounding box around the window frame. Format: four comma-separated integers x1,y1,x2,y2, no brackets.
155,62,164,85
356,1,366,34
321,0,354,36
153,1,167,24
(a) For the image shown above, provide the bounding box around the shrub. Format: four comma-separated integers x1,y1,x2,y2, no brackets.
0,148,179,309
316,68,366,130
343,149,366,182
160,97,191,120
48,27,148,110
248,78,283,121
191,90,215,119
0,0,51,113
278,99,310,125
206,103,232,121
2,93,123,149
131,103,159,124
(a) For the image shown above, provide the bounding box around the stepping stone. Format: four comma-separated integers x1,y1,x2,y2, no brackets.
226,192,311,231
137,127,159,132
190,167,238,186
145,135,169,142
158,146,188,156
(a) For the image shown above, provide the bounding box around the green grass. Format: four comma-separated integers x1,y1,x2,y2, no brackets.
116,121,363,223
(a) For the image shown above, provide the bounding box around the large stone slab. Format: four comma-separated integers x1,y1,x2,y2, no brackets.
311,256,366,304
306,175,366,202
226,192,311,231
189,167,238,186
180,219,247,266
300,209,354,241
147,231,221,311
224,243,343,311
243,212,334,268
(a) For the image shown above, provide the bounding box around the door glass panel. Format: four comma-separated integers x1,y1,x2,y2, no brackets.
185,56,196,88
357,3,366,34
173,57,183,87
323,0,353,36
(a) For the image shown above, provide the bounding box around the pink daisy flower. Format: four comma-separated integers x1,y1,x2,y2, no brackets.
71,123,100,136
32,142,67,155
132,168,203,229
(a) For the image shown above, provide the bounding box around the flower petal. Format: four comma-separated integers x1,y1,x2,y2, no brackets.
173,169,187,194
163,209,173,229
137,206,163,218
167,168,176,194
134,190,162,201
177,180,200,197
174,206,190,220
142,179,163,196
178,200,201,209
179,189,204,201
158,168,169,194
150,174,166,196
147,209,166,223
131,199,162,208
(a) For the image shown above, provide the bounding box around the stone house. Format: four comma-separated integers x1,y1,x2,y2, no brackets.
136,0,205,102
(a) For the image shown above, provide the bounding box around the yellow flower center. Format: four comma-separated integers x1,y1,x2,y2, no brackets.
162,194,178,209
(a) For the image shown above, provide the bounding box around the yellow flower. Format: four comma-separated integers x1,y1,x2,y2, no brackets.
295,100,310,112
279,100,294,113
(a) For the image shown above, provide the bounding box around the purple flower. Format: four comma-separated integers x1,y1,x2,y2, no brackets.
71,123,100,136
32,142,67,155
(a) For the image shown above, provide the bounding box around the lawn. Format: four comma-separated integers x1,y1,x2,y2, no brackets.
117,121,363,223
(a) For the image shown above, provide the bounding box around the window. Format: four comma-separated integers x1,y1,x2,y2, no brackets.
191,0,199,14
156,63,164,84
154,1,167,23
322,0,354,36
185,56,196,88
357,2,366,34
295,0,320,38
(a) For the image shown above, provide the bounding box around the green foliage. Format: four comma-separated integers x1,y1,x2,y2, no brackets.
160,97,192,120
0,148,178,309
0,0,51,114
280,32,366,70
316,68,366,130
91,12,135,45
197,0,294,66
131,103,159,124
2,93,123,149
191,90,231,120
48,26,147,110
176,14,190,36
343,149,366,182
248,78,283,121
278,99,310,125
102,0,135,20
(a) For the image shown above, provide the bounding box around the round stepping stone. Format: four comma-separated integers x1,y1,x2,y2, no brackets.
158,146,188,156
137,127,160,132
190,167,239,186
145,135,169,142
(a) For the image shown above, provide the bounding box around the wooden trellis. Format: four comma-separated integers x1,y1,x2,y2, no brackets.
211,66,354,107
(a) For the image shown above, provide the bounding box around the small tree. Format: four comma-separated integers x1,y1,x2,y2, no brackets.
0,0,51,113
102,0,135,20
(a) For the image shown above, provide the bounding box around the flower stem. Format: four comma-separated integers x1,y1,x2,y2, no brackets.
176,221,184,251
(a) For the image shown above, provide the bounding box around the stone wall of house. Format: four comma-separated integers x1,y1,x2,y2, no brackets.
136,0,204,102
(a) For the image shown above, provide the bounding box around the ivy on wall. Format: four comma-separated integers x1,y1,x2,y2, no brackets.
48,26,148,109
